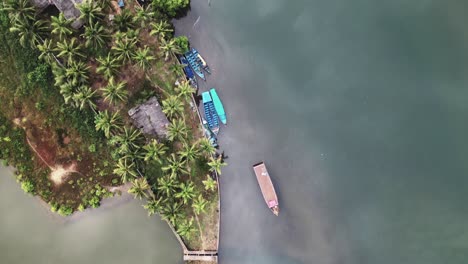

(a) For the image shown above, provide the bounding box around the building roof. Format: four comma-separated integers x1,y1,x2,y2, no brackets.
31,0,84,28
128,97,170,139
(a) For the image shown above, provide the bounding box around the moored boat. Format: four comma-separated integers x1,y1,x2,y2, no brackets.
202,119,218,147
202,91,220,135
209,88,227,125
184,51,206,81
178,55,198,88
253,162,279,216
192,48,211,74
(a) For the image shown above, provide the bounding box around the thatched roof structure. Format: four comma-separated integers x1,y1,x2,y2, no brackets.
31,0,84,28
128,97,170,139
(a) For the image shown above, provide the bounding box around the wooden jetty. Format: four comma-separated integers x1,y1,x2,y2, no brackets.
253,162,279,216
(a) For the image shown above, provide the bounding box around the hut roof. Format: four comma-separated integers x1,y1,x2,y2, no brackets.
128,97,170,139
31,0,84,28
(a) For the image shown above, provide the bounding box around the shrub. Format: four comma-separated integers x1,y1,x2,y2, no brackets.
88,144,96,153
58,205,73,216
152,0,190,17
174,36,189,53
21,179,35,194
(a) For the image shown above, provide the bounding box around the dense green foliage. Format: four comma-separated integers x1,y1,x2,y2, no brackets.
152,0,190,17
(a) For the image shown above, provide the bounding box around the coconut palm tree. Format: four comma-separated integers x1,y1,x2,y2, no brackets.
170,63,185,76
51,13,73,40
113,9,135,32
59,81,75,105
101,77,128,105
179,141,199,165
37,39,56,65
133,46,155,71
77,0,103,25
167,119,189,142
175,80,196,104
161,201,183,226
81,21,109,50
128,178,150,200
9,19,48,49
192,194,208,215
2,0,35,24
197,137,217,157
202,175,217,192
113,158,137,183
208,156,227,175
94,110,122,138
157,175,178,198
111,127,143,156
162,95,184,119
66,60,90,86
73,85,97,112
96,53,121,80
143,139,168,164
150,20,173,41
112,36,137,64
159,38,182,61
162,153,188,178
143,196,164,216
133,5,154,28
56,38,85,63
96,0,114,12
176,217,196,239
175,181,196,204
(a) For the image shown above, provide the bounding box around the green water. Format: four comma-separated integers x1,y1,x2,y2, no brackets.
0,168,182,264
175,0,468,263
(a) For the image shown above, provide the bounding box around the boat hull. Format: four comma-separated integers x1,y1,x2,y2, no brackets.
253,162,279,216
202,92,220,135
184,51,205,81
209,88,227,125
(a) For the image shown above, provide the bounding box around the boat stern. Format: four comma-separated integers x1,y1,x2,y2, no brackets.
271,205,279,216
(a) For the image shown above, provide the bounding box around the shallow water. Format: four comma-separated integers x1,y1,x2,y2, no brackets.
0,167,182,264
175,0,468,263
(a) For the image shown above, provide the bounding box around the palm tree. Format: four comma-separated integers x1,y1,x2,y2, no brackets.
96,53,121,80
101,77,128,105
162,153,188,178
37,39,56,65
150,20,173,41
66,60,90,86
133,5,154,28
77,0,103,25
94,110,122,138
175,181,196,204
143,139,168,164
9,19,48,49
179,141,199,165
202,175,217,192
111,127,143,156
161,201,183,226
208,156,227,175
197,138,216,157
133,46,155,71
159,38,182,61
113,158,137,183
73,85,97,111
113,9,135,32
96,0,114,12
162,95,184,119
167,119,188,142
175,80,196,103
81,21,109,50
2,0,35,24
170,63,185,76
192,194,208,215
143,196,164,216
176,217,196,239
157,175,178,198
51,13,73,40
128,178,150,200
56,38,85,63
59,81,75,105
112,36,137,64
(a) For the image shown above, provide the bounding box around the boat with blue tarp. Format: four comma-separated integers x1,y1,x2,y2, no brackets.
185,51,205,81
191,48,211,74
202,91,219,135
202,119,218,147
178,55,197,88
209,88,226,125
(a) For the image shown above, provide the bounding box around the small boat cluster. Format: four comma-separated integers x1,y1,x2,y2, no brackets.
178,47,225,147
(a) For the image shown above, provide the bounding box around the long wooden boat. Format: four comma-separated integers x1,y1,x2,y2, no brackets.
253,162,279,216
209,88,226,125
184,51,206,81
178,55,198,88
202,91,220,135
